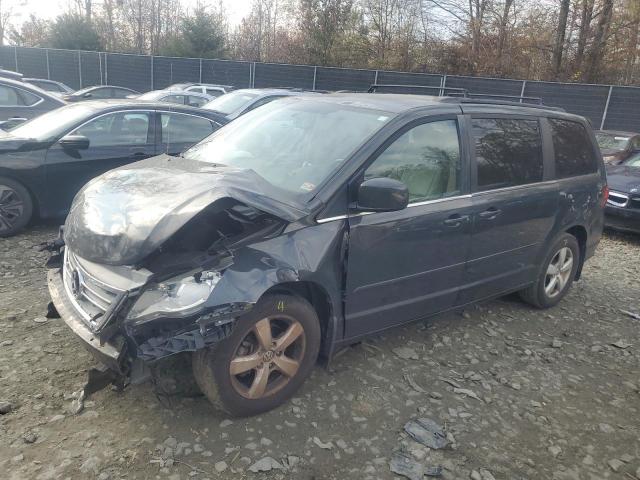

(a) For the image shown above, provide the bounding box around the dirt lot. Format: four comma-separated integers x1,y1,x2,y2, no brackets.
1,225,639,480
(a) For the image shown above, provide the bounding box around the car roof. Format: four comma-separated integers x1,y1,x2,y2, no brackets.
150,89,212,97
0,75,65,103
70,99,229,122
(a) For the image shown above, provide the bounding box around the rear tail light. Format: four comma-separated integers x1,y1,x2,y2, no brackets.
601,185,609,207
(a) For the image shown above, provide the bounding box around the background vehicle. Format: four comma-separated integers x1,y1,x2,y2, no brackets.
134,89,214,107
0,76,65,129
169,82,234,97
605,152,640,233
24,78,74,96
0,101,227,236
63,85,140,102
202,88,317,120
595,130,640,164
48,94,606,417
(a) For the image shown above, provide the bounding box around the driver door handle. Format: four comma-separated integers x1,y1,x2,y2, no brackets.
443,214,470,227
478,207,502,219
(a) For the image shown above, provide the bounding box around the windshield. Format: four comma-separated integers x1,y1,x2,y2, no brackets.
184,97,392,196
623,153,640,167
202,90,260,115
596,132,630,151
10,103,96,141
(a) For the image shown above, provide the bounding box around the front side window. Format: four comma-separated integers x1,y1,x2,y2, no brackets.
161,113,214,145
89,88,112,99
162,95,186,105
187,95,208,107
71,111,151,147
206,88,224,97
472,118,543,191
365,120,461,202
549,118,598,178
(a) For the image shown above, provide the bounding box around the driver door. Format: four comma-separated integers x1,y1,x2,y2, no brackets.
44,110,156,216
344,117,472,338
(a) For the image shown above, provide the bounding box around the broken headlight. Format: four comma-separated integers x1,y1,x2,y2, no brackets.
127,271,221,322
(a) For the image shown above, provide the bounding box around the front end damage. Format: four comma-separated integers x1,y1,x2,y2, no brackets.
46,198,293,396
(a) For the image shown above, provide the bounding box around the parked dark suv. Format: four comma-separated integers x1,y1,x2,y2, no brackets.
46,94,607,417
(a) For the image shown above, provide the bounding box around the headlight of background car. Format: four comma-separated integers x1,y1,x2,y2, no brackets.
127,271,221,322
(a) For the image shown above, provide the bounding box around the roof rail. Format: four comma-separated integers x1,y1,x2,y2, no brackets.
466,93,543,104
367,84,468,96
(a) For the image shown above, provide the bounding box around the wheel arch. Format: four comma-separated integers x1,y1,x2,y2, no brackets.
262,281,336,361
565,224,587,280
0,172,41,219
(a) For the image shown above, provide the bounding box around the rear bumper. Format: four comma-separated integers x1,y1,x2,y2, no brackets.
47,268,127,373
605,205,640,234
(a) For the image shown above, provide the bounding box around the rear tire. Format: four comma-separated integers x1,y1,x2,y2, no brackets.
0,176,33,237
193,293,321,417
519,233,580,308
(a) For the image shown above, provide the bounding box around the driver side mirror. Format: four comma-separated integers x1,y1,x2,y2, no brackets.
59,134,90,150
357,177,409,212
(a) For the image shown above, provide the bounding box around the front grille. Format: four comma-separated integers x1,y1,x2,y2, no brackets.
607,191,629,208
63,249,123,330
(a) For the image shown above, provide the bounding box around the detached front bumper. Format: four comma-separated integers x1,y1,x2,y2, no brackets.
605,205,640,234
47,268,127,373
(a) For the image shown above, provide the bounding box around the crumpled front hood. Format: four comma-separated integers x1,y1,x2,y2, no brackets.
64,155,308,265
606,165,640,194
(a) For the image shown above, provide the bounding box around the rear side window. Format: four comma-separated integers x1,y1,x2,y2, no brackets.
549,118,598,178
472,118,543,191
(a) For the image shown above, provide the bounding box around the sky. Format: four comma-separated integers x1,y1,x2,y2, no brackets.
9,0,253,30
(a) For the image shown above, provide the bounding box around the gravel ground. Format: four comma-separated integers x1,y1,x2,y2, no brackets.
1,225,639,480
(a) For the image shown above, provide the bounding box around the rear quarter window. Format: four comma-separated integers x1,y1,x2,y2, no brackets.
549,118,598,178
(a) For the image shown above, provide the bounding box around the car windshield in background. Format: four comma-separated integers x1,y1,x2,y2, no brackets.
623,153,640,167
137,91,164,100
596,133,630,150
202,91,260,115
184,98,391,196
9,104,95,141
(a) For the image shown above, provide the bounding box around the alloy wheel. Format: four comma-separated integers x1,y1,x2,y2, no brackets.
544,247,573,298
229,315,306,399
0,185,24,234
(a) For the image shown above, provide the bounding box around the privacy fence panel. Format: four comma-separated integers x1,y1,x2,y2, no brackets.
202,59,251,88
3,46,640,131
105,53,151,93
254,63,315,89
602,86,640,132
152,57,200,89
315,67,376,91
15,47,48,79
445,76,524,97
47,49,81,90
524,82,610,128
80,51,102,88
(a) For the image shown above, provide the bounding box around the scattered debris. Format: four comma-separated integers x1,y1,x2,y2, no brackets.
439,377,462,389
611,340,632,349
390,451,443,479
248,457,285,473
0,400,13,414
22,432,38,444
620,309,640,320
393,346,419,360
551,338,563,348
404,418,449,450
33,316,48,324
607,458,624,472
312,436,334,450
453,388,482,401
404,374,425,393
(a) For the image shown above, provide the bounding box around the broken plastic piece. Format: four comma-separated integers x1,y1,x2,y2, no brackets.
45,301,60,319
390,451,443,480
404,418,449,450
82,365,126,399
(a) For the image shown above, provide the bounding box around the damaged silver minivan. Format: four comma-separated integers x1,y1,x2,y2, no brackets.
46,93,606,416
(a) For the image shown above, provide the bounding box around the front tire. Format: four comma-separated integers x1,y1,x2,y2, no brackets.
519,233,580,308
0,177,33,237
193,293,321,417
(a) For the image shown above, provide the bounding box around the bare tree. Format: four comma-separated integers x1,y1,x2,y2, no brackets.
551,0,570,79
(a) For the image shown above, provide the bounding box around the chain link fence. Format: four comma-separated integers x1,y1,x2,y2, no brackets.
3,45,640,131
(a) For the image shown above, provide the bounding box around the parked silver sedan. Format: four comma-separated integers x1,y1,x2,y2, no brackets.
134,89,214,107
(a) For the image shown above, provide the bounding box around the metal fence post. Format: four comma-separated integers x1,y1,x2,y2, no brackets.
46,49,50,79
312,66,317,90
374,69,379,85
78,51,82,88
199,58,202,83
251,62,256,88
13,46,18,71
520,80,527,102
105,53,108,85
600,85,614,130
442,75,447,96
150,56,154,90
